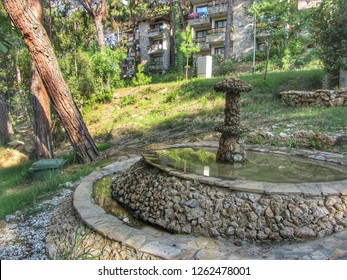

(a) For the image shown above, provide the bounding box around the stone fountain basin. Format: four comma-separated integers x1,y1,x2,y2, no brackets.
111,142,347,242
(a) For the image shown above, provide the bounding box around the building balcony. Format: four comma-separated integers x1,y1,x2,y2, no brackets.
147,27,165,39
148,61,164,72
207,3,227,17
187,13,211,28
147,44,165,55
190,0,209,5
206,28,231,44
193,38,211,51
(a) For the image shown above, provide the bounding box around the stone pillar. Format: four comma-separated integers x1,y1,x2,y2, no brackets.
214,77,251,163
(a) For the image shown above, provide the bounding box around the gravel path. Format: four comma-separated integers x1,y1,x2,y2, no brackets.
0,187,74,260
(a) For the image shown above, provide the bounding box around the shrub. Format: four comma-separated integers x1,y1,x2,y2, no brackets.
131,64,152,86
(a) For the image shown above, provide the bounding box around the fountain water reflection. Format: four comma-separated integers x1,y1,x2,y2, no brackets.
143,147,347,184
93,176,144,228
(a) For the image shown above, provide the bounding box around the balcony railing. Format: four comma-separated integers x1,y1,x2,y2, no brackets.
193,37,211,51
148,61,164,71
147,44,164,54
147,27,165,38
207,2,227,16
187,13,211,28
206,28,229,43
190,0,209,5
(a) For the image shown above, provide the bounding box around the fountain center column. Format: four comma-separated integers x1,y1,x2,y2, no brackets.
214,78,252,163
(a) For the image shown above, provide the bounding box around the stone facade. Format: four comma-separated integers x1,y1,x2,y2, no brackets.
280,89,347,107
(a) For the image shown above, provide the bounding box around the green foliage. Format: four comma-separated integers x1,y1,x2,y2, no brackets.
119,94,137,107
131,64,152,86
151,70,184,83
180,25,200,79
59,46,126,106
0,8,22,54
213,55,237,76
311,0,347,87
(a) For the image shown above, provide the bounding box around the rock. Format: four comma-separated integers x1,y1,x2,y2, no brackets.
233,240,243,247
182,225,192,234
184,199,199,208
294,227,316,239
186,208,200,221
279,227,294,239
312,206,329,219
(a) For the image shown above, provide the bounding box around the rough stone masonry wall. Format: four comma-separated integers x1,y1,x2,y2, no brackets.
112,160,347,242
280,89,347,107
46,193,159,260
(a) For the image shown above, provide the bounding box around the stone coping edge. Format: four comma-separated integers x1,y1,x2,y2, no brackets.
142,142,347,197
73,156,245,260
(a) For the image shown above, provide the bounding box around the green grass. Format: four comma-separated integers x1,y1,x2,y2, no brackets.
87,68,346,145
0,157,112,220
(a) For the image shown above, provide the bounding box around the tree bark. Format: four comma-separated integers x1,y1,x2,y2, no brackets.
3,0,99,163
31,64,54,159
224,0,233,60
29,0,54,160
0,95,14,145
94,15,106,50
78,0,107,50
264,39,271,80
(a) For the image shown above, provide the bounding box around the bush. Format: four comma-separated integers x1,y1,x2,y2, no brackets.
59,47,126,106
131,64,152,86
212,55,237,76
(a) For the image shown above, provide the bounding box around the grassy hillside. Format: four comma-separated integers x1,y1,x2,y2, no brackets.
84,69,345,148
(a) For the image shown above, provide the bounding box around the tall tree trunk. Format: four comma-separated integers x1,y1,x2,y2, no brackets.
78,0,107,51
0,95,13,145
169,0,176,66
31,64,54,159
264,39,271,80
29,0,54,160
94,15,105,50
3,0,99,163
224,0,233,59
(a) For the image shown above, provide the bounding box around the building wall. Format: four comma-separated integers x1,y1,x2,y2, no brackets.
232,0,253,59
139,22,150,64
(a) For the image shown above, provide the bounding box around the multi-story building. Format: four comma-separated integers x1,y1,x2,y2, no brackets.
123,18,171,77
188,0,253,59
121,0,322,77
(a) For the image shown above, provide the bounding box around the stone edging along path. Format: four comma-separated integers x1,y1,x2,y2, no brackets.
73,143,347,260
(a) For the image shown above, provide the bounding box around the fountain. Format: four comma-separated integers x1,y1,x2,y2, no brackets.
109,77,347,243
214,77,251,163
67,77,347,260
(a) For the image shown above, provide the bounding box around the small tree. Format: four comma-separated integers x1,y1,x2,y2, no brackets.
180,25,200,80
311,0,347,87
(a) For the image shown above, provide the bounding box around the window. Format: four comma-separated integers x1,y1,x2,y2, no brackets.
196,6,208,17
152,22,163,31
215,20,226,32
152,39,163,45
196,30,208,39
214,47,224,56
152,56,163,64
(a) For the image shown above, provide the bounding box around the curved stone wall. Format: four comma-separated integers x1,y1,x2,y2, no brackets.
112,158,347,242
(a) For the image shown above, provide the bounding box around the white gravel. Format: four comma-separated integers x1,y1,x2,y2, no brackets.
0,187,74,260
